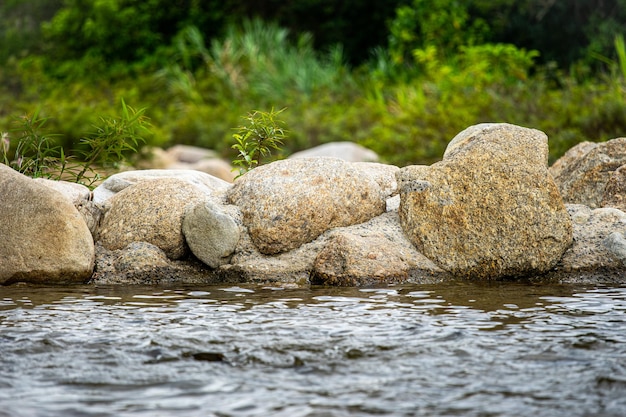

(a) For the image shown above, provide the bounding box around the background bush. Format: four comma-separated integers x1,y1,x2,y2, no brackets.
1,0,625,169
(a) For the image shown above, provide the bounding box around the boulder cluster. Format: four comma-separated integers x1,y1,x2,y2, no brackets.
1,125,625,287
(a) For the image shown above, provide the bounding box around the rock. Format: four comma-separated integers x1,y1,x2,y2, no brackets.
603,232,626,266
35,178,102,235
93,169,231,205
224,240,323,287
536,205,626,283
550,137,626,207
312,212,447,286
96,178,206,259
288,141,379,162
182,200,240,268
557,205,626,271
134,146,176,170
34,178,91,206
166,144,219,163
227,157,386,255
168,159,236,182
601,165,626,211
352,162,399,199
90,242,221,285
398,123,573,279
0,164,94,284
548,141,596,180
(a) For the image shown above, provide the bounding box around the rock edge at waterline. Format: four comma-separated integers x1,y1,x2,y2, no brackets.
1,124,625,287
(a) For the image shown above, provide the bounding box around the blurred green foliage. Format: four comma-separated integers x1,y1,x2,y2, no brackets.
1,0,626,170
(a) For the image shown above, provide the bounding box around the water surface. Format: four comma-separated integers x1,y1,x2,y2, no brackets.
1,282,625,416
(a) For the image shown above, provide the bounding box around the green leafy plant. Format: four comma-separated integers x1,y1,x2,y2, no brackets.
231,108,287,177
1,99,151,187
1,108,65,179
74,98,151,184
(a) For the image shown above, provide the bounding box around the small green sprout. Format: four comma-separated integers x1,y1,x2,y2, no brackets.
231,108,287,177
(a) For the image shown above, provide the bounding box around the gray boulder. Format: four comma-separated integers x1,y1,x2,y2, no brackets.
182,200,241,268
227,157,386,254
168,159,236,182
96,178,206,259
161,145,235,182
604,232,626,266
288,141,379,162
0,164,94,284
398,123,573,279
166,144,219,163
550,137,626,207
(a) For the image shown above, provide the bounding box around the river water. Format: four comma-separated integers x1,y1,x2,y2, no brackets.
1,281,625,417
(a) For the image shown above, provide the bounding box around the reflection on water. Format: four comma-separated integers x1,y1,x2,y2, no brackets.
1,282,626,417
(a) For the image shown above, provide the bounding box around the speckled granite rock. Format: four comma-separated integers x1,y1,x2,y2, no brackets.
227,157,386,255
90,242,222,285
548,141,597,180
398,123,573,280
0,164,94,284
557,205,626,271
550,137,626,208
601,165,626,211
312,212,448,286
539,205,626,283
96,178,206,259
353,162,400,200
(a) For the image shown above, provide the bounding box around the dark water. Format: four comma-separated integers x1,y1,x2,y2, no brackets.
1,282,626,417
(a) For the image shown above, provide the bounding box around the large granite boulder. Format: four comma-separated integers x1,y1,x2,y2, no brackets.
550,137,626,207
0,164,94,284
96,178,206,259
227,157,386,254
397,123,573,279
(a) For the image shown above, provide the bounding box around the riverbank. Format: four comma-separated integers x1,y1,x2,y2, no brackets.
1,123,625,287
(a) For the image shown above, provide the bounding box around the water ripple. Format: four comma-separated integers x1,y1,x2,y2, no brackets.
0,282,625,416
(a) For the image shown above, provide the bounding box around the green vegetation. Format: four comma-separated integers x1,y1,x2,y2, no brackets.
1,0,625,175
2,109,64,179
232,108,288,177
1,100,151,187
